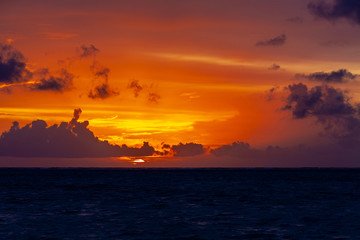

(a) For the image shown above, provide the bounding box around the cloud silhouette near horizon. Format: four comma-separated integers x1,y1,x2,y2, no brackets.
0,109,206,158
211,141,252,157
170,142,206,157
0,107,359,165
0,109,155,158
209,139,360,167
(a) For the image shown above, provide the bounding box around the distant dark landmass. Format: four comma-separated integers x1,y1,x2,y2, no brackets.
1,168,359,239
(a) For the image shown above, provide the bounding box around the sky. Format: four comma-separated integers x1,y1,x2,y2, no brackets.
1,0,360,167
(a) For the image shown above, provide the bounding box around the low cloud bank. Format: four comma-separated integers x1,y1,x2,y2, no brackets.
0,109,154,158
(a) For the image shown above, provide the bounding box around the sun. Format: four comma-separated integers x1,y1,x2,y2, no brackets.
132,159,145,164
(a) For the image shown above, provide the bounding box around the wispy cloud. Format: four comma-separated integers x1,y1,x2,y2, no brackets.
148,52,257,67
256,34,287,47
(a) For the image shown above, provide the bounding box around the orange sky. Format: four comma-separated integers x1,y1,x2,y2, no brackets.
1,0,360,167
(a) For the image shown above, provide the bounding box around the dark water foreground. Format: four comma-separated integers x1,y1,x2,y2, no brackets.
1,168,360,239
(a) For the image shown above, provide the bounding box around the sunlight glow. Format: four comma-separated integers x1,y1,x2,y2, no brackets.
148,52,257,67
133,159,145,163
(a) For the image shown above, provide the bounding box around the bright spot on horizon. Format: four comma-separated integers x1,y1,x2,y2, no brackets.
133,159,145,163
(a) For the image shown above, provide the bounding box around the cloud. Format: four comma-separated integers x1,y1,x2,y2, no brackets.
207,139,360,167
211,141,252,157
283,82,360,146
283,83,356,119
128,79,143,97
168,142,205,157
256,34,286,47
88,61,118,99
73,108,82,121
118,142,156,157
295,69,358,83
308,0,360,24
88,83,118,99
90,62,110,81
78,44,99,58
148,92,161,103
127,79,161,103
0,109,155,158
0,43,31,84
268,64,280,71
317,114,360,146
32,68,73,91
0,43,76,93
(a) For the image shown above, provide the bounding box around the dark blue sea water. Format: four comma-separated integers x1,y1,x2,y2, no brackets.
1,168,360,239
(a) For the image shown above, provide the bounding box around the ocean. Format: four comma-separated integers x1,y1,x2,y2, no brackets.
1,168,359,239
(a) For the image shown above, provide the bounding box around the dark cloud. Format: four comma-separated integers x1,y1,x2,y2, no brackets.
0,43,75,93
207,139,360,167
127,80,161,103
88,62,117,99
32,68,73,91
283,82,360,146
162,144,171,149
316,115,360,146
119,142,155,157
128,79,143,97
170,142,205,157
71,108,82,123
78,44,99,58
296,69,358,83
286,17,304,23
256,34,286,47
88,83,116,99
268,64,280,71
0,109,155,158
158,142,206,157
0,43,31,83
94,67,110,81
211,141,252,157
308,0,360,24
148,92,161,103
283,83,355,119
